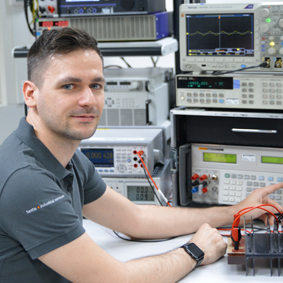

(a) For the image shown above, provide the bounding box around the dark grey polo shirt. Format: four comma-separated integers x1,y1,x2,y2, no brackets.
0,117,106,282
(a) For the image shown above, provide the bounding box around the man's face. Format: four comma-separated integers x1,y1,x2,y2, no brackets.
35,49,105,141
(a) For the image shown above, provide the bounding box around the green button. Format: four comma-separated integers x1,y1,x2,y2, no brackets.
225,173,230,178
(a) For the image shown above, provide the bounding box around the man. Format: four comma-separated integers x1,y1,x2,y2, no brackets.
0,27,282,283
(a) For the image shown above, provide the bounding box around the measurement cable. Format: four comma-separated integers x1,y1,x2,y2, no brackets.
137,150,171,207
213,62,268,75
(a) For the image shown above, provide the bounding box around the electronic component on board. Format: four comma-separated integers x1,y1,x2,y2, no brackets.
228,216,283,276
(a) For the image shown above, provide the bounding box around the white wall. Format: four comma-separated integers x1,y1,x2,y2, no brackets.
0,1,33,103
0,0,32,144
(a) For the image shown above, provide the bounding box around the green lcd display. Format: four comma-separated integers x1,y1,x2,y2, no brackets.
261,156,283,164
127,186,155,202
203,152,237,164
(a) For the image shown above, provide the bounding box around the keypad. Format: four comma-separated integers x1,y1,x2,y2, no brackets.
241,82,254,105
105,97,136,108
223,173,283,205
223,177,243,203
186,92,231,104
95,146,148,175
261,81,283,106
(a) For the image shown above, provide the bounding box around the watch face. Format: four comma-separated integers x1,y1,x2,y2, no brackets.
187,243,204,258
183,243,204,268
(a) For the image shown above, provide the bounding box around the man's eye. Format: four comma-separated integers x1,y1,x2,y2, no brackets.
63,84,74,90
91,84,102,89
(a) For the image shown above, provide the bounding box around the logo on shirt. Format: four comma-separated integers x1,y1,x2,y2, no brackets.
26,195,65,214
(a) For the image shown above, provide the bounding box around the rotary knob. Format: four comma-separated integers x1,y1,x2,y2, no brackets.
260,23,270,33
279,18,283,29
268,47,277,55
261,8,270,18
130,81,139,90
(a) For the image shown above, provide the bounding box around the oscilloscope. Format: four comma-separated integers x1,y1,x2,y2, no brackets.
179,3,283,73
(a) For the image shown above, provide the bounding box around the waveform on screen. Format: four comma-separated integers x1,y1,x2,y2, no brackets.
188,30,252,36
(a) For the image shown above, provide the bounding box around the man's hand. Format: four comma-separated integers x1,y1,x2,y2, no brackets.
233,182,283,225
188,223,227,266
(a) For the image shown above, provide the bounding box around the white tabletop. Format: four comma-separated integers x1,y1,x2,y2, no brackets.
83,219,283,282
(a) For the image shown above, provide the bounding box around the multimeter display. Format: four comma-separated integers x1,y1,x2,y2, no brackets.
177,76,233,89
203,152,237,164
81,148,114,167
261,156,283,164
127,186,155,202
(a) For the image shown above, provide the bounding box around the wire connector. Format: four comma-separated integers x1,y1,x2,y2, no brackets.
231,227,242,250
136,150,171,207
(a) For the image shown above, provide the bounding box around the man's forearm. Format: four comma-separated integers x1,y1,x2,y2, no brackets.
123,223,226,283
130,182,283,240
39,232,198,283
39,224,226,283
128,204,236,239
83,186,236,240
124,247,195,283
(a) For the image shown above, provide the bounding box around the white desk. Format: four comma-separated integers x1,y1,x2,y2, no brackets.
83,219,283,282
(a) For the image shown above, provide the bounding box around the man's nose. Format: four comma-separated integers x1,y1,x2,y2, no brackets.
78,87,97,106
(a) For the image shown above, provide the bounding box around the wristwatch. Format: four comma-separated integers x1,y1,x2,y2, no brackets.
181,243,204,269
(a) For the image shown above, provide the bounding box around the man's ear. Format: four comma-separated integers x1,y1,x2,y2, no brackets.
23,80,38,108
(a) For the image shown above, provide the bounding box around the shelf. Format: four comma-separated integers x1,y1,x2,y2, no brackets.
13,37,178,58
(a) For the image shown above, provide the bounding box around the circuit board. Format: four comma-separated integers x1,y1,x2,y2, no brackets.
227,220,283,276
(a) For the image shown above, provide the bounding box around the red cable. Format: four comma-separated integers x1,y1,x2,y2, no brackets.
232,205,280,231
237,204,281,215
137,151,171,207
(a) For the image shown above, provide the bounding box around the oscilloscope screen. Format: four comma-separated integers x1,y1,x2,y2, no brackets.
186,14,254,57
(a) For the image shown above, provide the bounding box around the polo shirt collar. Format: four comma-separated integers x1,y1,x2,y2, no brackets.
15,117,73,180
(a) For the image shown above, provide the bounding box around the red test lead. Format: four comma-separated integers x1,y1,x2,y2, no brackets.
137,150,171,207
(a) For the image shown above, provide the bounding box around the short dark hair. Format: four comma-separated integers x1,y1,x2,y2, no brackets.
27,27,103,87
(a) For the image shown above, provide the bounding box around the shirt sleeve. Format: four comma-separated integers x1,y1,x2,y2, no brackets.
0,166,86,260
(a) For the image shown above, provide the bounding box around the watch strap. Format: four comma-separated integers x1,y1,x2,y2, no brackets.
181,242,204,269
